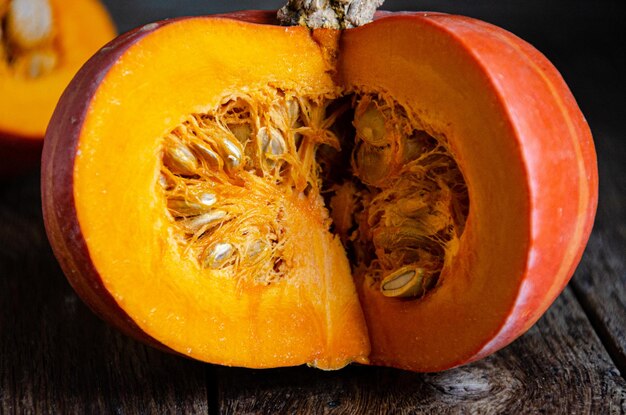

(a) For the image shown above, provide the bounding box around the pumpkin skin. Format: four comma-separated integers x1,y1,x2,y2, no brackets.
41,11,597,372
0,0,116,174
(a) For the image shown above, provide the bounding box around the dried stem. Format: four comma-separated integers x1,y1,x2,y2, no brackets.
278,0,385,29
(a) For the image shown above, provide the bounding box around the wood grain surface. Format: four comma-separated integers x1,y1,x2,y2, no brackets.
217,289,625,414
1,1,625,414
1,173,624,413
572,130,626,376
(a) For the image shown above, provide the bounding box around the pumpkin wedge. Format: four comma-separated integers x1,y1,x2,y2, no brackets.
0,0,115,174
42,11,597,372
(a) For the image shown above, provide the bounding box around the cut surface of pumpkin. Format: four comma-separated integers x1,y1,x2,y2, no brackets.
42,12,597,372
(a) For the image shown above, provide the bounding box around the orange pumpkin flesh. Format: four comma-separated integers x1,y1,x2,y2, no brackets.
41,12,597,372
0,0,115,173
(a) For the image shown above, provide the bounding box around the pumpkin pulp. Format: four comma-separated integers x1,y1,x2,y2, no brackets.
160,90,467,295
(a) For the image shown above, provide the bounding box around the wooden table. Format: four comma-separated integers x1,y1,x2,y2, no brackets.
1,2,625,413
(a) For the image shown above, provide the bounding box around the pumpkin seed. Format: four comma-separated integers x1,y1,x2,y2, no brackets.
198,192,217,207
23,49,56,77
354,103,387,147
6,0,53,49
204,242,235,269
287,99,300,126
179,210,226,233
258,126,286,157
380,266,425,298
158,173,170,189
216,135,243,171
246,239,267,259
167,193,216,216
353,142,392,186
168,199,203,216
192,141,223,171
164,140,198,176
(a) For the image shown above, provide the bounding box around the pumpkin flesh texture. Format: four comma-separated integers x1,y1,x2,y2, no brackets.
43,12,597,372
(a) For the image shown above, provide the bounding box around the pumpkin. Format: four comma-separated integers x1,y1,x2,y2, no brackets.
41,10,597,372
0,0,115,174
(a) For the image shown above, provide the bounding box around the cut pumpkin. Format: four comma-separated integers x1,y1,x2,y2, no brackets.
42,11,597,372
0,0,115,173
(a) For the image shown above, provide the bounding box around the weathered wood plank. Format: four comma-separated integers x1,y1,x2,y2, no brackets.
217,288,625,414
571,129,626,375
0,173,209,414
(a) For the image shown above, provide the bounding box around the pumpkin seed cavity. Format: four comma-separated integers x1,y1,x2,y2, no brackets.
0,0,59,78
159,89,469,297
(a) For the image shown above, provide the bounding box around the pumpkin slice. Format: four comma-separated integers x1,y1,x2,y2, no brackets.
0,0,115,173
43,17,369,369
340,14,597,370
42,11,597,372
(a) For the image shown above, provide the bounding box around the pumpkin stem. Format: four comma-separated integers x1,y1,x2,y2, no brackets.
277,0,384,29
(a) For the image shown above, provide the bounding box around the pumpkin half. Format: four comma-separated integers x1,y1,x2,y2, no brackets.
41,11,597,372
0,0,115,174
